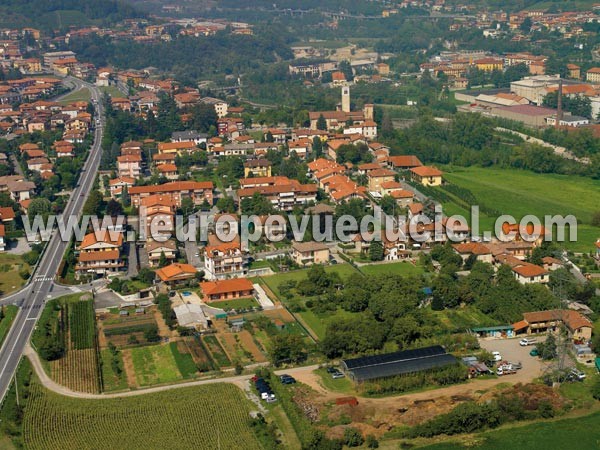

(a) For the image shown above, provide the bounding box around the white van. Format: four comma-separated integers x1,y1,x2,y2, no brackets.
519,338,537,346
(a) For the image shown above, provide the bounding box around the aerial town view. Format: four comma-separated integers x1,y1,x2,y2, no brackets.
0,0,599,448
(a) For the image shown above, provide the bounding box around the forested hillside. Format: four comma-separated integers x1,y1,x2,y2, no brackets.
0,0,143,29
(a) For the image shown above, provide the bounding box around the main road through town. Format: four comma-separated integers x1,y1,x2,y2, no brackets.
0,76,105,402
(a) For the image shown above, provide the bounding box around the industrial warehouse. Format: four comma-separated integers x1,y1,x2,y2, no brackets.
341,346,459,382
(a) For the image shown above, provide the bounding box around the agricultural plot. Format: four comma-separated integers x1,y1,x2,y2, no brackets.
22,382,262,450
34,294,101,393
100,348,128,392
203,335,231,368
99,313,159,348
170,342,198,379
130,344,182,386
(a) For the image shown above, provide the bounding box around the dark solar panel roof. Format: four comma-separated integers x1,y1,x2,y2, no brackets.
342,345,446,371
349,353,458,382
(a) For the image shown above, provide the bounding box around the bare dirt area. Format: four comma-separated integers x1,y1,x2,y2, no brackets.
238,330,267,363
262,307,296,323
120,349,138,389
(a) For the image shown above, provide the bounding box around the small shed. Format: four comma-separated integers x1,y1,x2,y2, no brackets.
471,325,514,339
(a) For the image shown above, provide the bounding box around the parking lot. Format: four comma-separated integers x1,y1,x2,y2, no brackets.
480,337,546,382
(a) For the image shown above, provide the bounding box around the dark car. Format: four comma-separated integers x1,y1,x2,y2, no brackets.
280,375,296,384
326,367,338,374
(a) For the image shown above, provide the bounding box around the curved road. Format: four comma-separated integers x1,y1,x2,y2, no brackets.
0,76,105,402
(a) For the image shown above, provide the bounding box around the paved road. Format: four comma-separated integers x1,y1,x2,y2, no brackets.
0,76,105,402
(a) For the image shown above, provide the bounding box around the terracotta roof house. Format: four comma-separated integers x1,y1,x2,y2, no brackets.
155,263,197,286
200,278,255,302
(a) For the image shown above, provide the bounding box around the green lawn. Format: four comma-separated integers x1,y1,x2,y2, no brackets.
211,297,258,312
314,368,355,394
441,166,600,252
0,305,17,347
260,264,359,299
0,253,29,295
296,307,356,341
361,261,424,276
59,87,91,104
100,348,128,392
430,306,498,332
130,344,183,386
419,410,600,449
100,85,124,98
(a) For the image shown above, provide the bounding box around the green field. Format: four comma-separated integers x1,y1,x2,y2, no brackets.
22,381,262,450
440,167,600,252
59,87,91,104
100,85,125,98
130,345,182,386
420,410,600,449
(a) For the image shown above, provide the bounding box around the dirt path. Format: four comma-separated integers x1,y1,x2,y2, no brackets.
153,309,176,339
120,349,138,389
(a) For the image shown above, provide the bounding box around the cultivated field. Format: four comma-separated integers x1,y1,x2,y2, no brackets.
22,382,262,450
129,344,183,387
441,167,600,252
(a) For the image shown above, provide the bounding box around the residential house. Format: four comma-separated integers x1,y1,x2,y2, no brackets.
237,177,317,212
109,176,135,199
156,163,179,180
117,154,142,178
146,239,177,267
157,141,197,155
200,278,255,302
243,159,272,178
129,181,214,207
368,168,396,191
155,263,197,286
139,194,176,240
452,242,494,264
203,241,248,280
200,97,228,118
291,241,330,266
387,155,423,171
76,231,124,276
288,138,312,159
171,130,207,146
410,166,443,186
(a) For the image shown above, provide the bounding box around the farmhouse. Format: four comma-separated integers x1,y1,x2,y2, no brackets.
200,278,255,302
341,346,458,382
513,309,592,340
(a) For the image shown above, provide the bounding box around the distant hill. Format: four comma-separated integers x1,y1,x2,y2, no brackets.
0,0,144,30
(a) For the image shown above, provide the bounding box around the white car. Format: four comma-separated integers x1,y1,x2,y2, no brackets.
519,338,537,346
492,351,502,362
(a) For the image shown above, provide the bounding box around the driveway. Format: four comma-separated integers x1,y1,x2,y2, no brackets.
8,237,31,255
184,240,201,267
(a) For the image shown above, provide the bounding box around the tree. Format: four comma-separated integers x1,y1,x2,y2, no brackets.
369,240,384,261
312,136,322,158
158,251,168,268
27,198,52,220
520,17,532,33
538,334,557,360
121,184,130,208
106,199,123,217
269,334,307,366
316,114,327,131
343,427,364,447
592,211,600,227
216,196,236,213
83,190,106,216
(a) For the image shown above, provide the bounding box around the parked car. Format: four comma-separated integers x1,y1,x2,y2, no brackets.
279,374,296,384
569,368,586,381
326,367,338,374
510,361,523,370
519,338,537,346
331,370,345,379
492,351,502,362
529,348,539,357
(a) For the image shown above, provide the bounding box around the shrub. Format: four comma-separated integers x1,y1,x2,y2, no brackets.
343,427,364,447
